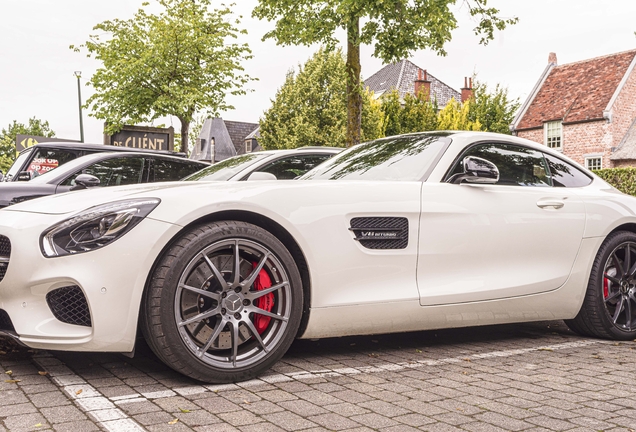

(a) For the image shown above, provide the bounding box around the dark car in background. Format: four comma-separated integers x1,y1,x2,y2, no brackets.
0,152,208,208
2,142,186,182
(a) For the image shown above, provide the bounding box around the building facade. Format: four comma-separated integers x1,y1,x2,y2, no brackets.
512,50,636,169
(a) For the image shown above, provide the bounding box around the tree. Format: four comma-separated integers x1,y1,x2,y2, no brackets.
468,80,520,134
0,118,55,172
437,98,481,131
259,47,383,150
253,0,517,147
72,0,252,153
380,89,438,136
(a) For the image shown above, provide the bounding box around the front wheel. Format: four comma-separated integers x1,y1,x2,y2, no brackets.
141,221,303,383
565,231,636,340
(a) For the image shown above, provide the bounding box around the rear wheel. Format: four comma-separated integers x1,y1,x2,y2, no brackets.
565,231,636,340
141,221,303,383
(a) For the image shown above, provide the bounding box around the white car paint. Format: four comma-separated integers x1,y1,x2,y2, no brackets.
0,131,634,356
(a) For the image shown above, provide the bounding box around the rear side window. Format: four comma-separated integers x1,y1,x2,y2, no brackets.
151,158,206,182
62,157,146,187
28,149,78,177
251,154,333,180
543,153,592,187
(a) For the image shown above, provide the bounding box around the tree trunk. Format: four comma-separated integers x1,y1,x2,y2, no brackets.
346,17,362,147
179,117,190,155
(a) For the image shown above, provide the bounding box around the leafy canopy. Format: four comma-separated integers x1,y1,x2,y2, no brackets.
0,118,55,172
259,48,384,150
468,80,520,134
72,0,252,152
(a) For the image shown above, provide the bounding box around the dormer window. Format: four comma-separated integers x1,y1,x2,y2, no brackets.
544,121,562,151
245,139,253,153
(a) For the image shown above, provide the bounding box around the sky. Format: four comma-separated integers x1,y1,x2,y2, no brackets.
1,0,636,144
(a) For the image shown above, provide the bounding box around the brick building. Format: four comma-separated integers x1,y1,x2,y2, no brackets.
512,50,636,169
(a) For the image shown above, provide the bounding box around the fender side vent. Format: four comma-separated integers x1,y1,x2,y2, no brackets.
46,286,92,327
350,217,408,250
0,309,15,332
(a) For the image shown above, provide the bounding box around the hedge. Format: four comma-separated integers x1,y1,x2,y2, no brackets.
593,167,636,196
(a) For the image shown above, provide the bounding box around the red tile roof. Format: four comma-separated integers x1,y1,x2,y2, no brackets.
517,50,636,130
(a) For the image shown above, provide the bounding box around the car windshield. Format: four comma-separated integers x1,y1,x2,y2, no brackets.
301,134,450,181
5,148,33,180
183,153,270,181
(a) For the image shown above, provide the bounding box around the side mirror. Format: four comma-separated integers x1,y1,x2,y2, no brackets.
246,171,277,181
451,156,499,185
71,174,101,190
17,171,32,181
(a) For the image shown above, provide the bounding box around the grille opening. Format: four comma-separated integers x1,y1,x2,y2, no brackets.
46,286,92,327
0,235,11,283
0,309,15,332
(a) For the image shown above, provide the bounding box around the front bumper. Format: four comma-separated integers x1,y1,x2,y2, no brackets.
0,209,181,352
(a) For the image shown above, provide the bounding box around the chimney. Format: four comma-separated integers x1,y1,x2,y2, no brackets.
414,69,431,101
548,52,557,65
461,77,473,103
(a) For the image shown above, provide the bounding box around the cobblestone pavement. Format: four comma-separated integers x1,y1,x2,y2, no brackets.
2,320,636,432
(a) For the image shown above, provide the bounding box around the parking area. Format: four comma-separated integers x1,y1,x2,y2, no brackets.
1,320,636,432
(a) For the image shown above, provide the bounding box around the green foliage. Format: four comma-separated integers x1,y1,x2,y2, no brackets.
468,80,520,134
594,167,636,196
0,118,55,172
437,99,481,131
259,48,383,150
253,0,517,146
380,89,438,136
72,0,252,153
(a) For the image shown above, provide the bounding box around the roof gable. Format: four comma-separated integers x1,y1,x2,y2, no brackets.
517,50,636,130
224,120,259,154
364,59,461,107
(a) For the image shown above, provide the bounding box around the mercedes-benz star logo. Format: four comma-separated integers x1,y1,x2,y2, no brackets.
225,293,242,313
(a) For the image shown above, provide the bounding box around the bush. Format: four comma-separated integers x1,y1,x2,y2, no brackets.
593,167,636,196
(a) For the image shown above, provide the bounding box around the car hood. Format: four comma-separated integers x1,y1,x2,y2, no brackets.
1,181,306,216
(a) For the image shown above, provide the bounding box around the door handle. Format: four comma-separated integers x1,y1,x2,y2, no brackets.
536,199,564,209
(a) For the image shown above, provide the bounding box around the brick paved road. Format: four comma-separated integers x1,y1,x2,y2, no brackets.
1,320,636,432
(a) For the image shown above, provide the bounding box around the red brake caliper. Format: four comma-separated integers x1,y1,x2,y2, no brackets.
252,262,274,334
604,276,609,299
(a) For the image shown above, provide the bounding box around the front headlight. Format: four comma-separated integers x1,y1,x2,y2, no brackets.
41,198,160,257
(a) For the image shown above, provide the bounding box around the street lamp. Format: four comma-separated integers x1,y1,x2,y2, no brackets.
74,71,84,143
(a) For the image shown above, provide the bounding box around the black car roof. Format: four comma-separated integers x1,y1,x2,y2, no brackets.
19,141,186,157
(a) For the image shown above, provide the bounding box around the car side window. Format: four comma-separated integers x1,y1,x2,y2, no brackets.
543,153,592,187
62,157,146,187
28,149,78,177
252,154,333,180
447,143,550,187
151,158,206,182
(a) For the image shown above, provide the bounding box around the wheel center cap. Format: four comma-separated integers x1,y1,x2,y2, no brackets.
621,281,630,294
225,293,242,313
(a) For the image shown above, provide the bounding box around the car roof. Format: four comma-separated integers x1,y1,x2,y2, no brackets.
19,141,186,157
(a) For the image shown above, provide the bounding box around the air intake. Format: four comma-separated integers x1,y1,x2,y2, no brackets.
349,217,409,250
0,235,11,282
46,286,92,327
0,309,15,332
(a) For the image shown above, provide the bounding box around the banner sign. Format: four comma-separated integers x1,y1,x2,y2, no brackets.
104,125,174,152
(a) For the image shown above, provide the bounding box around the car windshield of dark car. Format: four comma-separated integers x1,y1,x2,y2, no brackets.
183,153,269,181
5,149,33,180
300,135,449,181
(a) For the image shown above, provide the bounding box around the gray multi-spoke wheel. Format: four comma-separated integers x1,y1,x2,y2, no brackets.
141,221,303,383
565,231,636,340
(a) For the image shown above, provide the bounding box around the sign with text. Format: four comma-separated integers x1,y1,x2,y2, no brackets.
104,125,174,152
15,135,80,153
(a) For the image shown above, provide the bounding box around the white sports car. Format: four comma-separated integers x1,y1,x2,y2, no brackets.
0,131,634,383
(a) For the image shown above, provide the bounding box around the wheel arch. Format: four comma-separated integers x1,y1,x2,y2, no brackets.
141,210,312,339
609,223,636,237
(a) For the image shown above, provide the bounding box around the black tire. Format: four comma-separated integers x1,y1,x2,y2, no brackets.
565,230,636,340
140,221,303,383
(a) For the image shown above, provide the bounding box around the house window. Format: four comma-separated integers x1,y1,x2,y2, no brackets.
245,140,253,153
585,156,602,171
544,121,562,150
